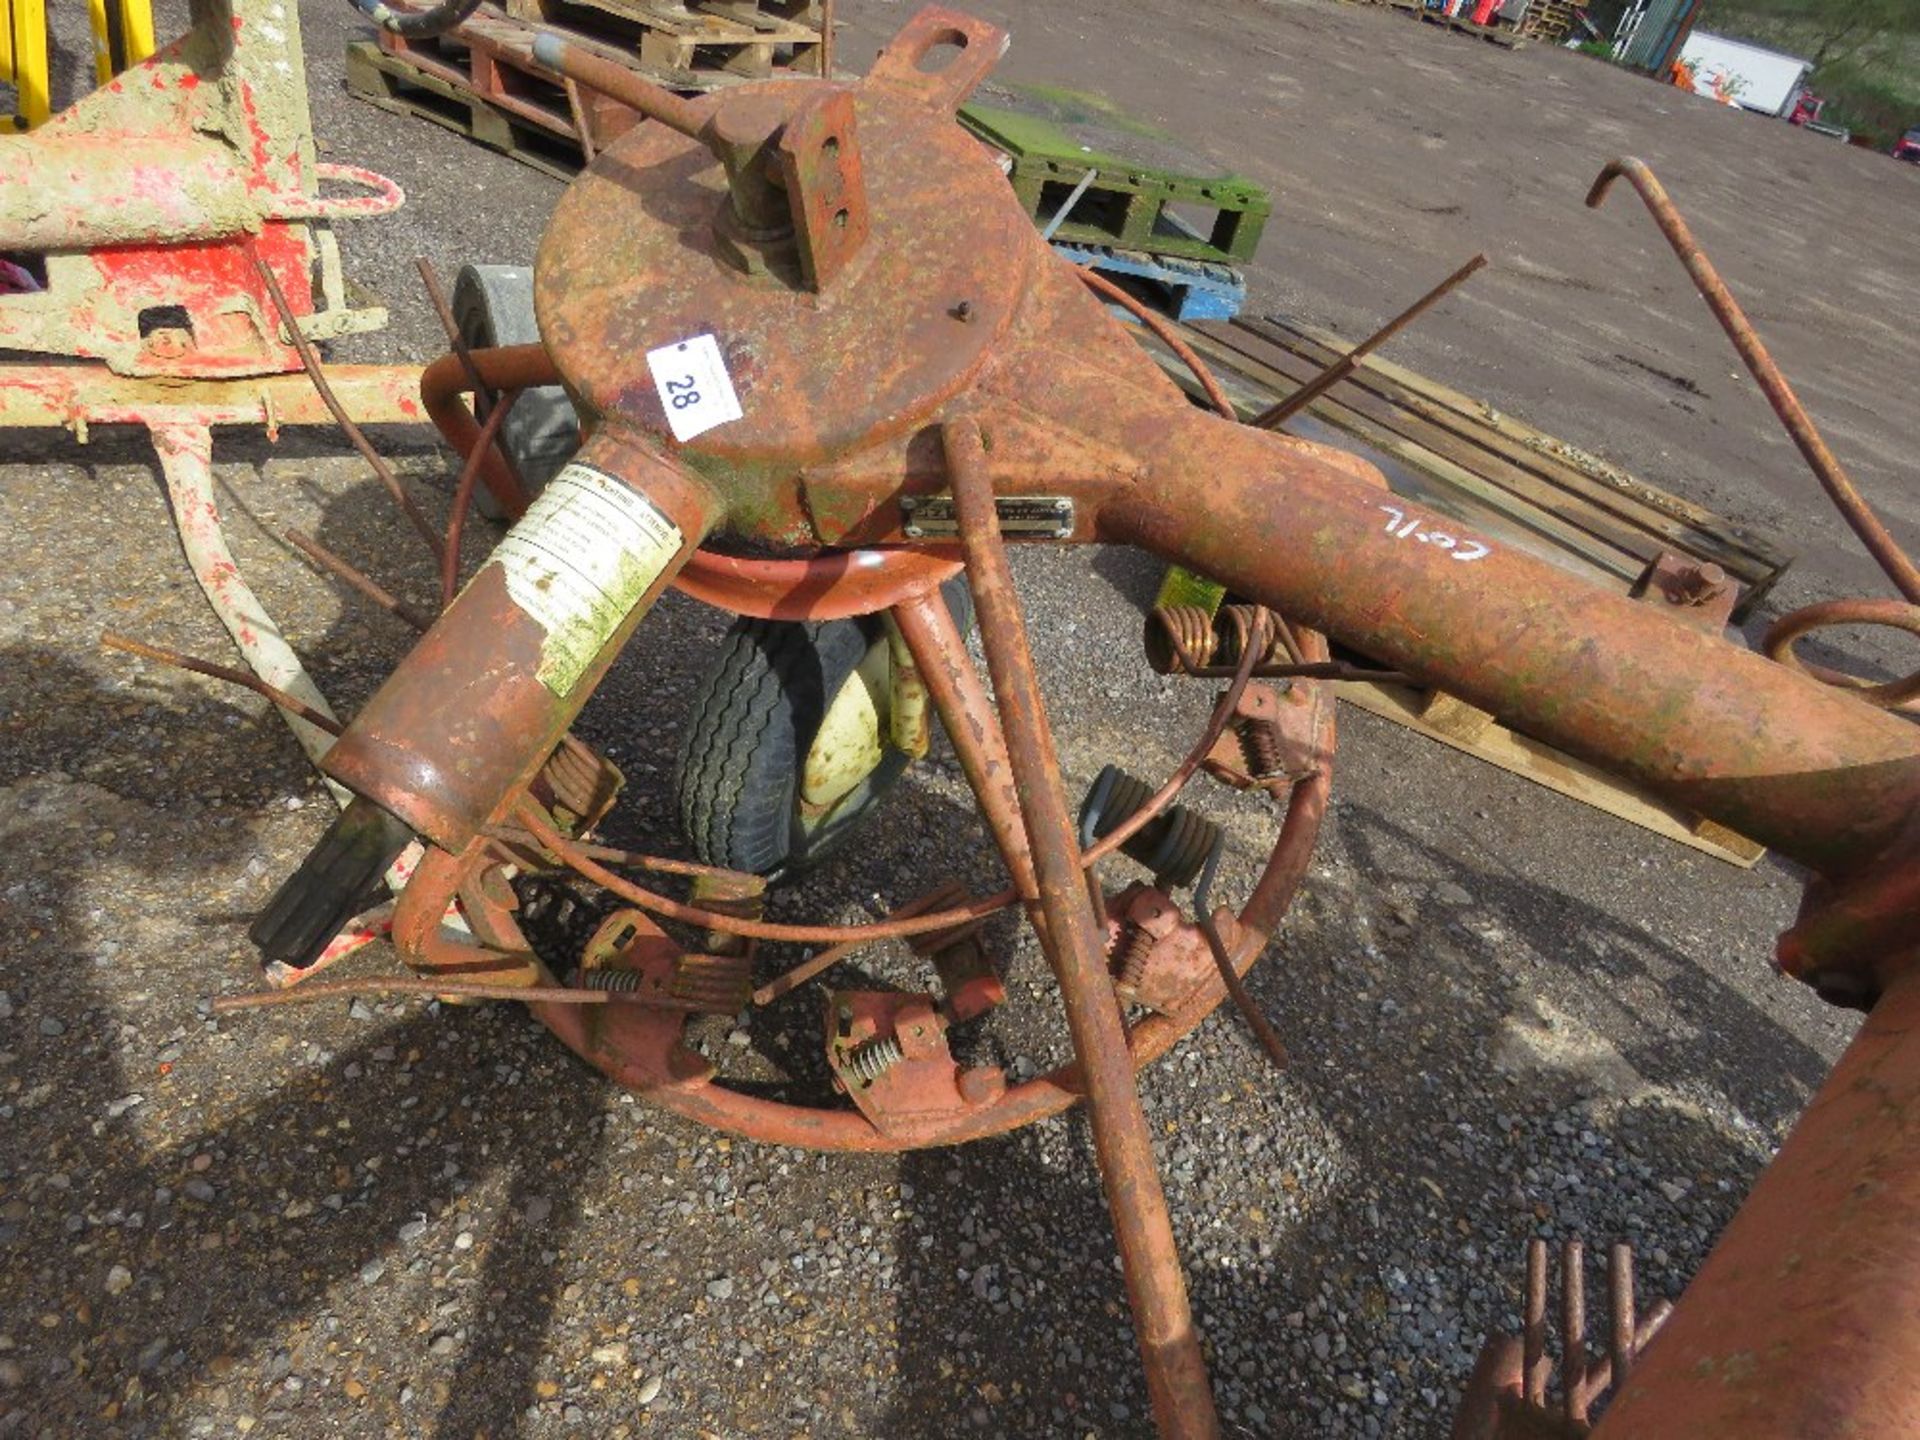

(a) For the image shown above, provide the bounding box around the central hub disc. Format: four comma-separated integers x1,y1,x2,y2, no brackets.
534,79,1037,533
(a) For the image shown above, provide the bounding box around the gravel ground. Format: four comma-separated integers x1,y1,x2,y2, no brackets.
1,1,1907,1437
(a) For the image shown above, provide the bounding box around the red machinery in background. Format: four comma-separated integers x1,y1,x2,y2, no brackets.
0,0,418,774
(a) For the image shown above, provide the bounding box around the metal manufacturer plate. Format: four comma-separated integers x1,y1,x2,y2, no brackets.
900,494,1074,539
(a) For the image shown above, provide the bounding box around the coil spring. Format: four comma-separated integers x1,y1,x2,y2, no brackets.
1146,604,1218,674
844,1034,905,1083
1146,604,1292,675
1111,923,1155,996
570,967,644,993
1238,716,1287,779
1080,766,1222,890
512,875,608,972
1215,605,1291,669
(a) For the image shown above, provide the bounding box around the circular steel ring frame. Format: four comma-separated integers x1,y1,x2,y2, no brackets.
532,554,1334,1152
421,331,1334,1154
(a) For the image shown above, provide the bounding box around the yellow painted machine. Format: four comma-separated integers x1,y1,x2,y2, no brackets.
4,0,155,127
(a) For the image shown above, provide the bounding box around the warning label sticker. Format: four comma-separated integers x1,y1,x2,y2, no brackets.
492,462,684,696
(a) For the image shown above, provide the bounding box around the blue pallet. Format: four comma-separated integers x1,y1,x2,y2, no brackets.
1054,241,1247,322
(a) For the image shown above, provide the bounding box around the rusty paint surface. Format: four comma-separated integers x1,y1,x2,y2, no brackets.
1596,964,1920,1438
323,432,720,853
944,416,1220,1440
0,361,423,428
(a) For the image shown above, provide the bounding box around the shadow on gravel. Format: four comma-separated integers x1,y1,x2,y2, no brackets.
1328,801,1831,1107
1089,545,1173,615
886,1118,1154,1438
0,634,611,1439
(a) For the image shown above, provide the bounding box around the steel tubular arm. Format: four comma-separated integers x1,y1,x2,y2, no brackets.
1099,410,1920,885
420,344,553,518
1594,961,1920,1438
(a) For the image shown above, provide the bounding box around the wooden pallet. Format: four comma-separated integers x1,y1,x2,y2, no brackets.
1516,0,1577,41
347,39,591,181
538,0,821,77
1370,0,1524,48
347,1,791,180
1133,315,1792,619
960,100,1270,268
1331,679,1763,866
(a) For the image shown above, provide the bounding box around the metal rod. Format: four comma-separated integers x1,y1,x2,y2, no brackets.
251,252,448,569
943,414,1219,1440
752,885,959,1006
417,256,496,419
818,0,833,76
531,33,708,139
1077,267,1237,420
1609,1242,1636,1397
518,800,1021,945
285,528,433,633
1195,904,1289,1070
1040,167,1099,241
1577,1300,1672,1409
1588,158,1920,604
1563,1238,1587,1425
415,256,534,517
892,586,1041,902
211,976,619,1013
442,388,519,608
487,831,748,882
101,631,343,737
563,77,599,164
1251,252,1486,430
1524,1236,1548,1407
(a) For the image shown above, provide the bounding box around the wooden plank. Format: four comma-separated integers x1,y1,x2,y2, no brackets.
1136,329,1643,590
1201,319,1785,598
359,6,769,179
1259,317,1756,541
1322,332,1794,599
346,41,583,181
538,0,818,75
1199,326,1687,573
1334,678,1765,867
1232,315,1794,601
1165,326,1659,584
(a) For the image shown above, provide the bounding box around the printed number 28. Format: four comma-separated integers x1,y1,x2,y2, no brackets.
665,375,701,411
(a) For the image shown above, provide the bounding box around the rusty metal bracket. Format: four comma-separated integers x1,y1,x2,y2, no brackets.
825,990,1006,1138
865,5,1008,114
1629,551,1739,636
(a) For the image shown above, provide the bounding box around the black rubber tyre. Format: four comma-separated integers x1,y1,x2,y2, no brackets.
450,264,581,518
674,577,974,880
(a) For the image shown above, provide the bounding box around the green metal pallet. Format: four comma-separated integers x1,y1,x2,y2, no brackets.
959,96,1270,268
